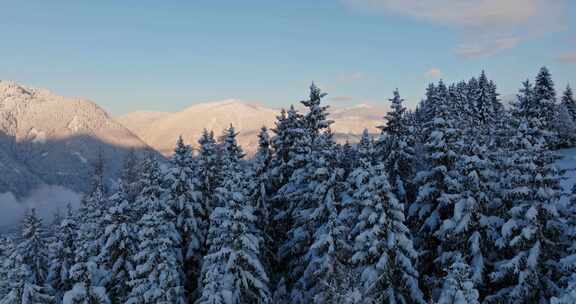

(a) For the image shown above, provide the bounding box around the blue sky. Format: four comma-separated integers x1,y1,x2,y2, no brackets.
1,0,575,114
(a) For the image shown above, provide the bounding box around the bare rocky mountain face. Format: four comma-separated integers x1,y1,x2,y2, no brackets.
117,100,388,156
0,81,157,196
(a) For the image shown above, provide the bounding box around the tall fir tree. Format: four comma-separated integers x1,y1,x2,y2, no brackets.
196,129,221,213
299,158,352,303
555,183,576,302
277,84,336,302
127,157,187,304
0,237,15,299
97,181,139,303
350,164,425,304
381,89,417,206
487,120,566,303
357,128,373,166
120,149,141,203
249,127,275,278
533,67,557,127
75,157,108,265
474,71,497,128
197,141,270,304
434,143,502,296
561,85,576,121
164,136,206,299
301,83,333,141
17,208,49,286
47,204,78,300
220,124,245,162
408,81,463,298
0,252,54,304
268,106,308,296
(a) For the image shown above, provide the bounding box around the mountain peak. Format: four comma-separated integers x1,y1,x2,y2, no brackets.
119,100,387,156
0,80,156,196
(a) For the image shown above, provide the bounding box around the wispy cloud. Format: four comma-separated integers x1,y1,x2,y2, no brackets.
330,95,355,103
425,68,443,78
455,37,520,59
337,71,365,82
342,0,567,58
558,52,576,63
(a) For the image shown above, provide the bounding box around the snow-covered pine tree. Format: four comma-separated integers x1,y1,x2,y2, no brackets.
408,80,463,298
340,130,373,244
253,126,272,178
48,208,64,240
415,83,438,134
466,76,479,121
269,109,290,188
47,204,78,299
75,157,108,265
17,208,49,286
381,89,417,206
553,102,576,147
512,79,534,119
434,142,502,295
556,184,576,302
474,71,498,128
301,83,333,141
0,237,15,299
488,79,503,121
97,181,139,303
437,260,480,304
380,89,408,140
164,136,206,299
277,84,337,302
197,140,270,304
350,163,425,304
120,149,141,203
533,67,557,126
0,252,54,304
357,129,373,166
299,157,352,303
338,140,357,177
487,119,566,303
561,85,576,122
556,85,576,147
452,81,471,126
268,106,309,296
196,129,221,213
249,127,275,270
219,124,245,164
64,262,111,304
127,157,186,304
270,106,306,190
516,67,558,147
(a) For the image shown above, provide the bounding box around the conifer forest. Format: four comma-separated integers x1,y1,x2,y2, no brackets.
2,67,576,304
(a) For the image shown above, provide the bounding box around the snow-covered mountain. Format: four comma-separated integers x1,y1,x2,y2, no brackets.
0,81,156,196
117,99,388,156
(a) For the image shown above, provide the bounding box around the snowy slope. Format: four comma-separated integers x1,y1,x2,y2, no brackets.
0,80,157,196
117,100,387,156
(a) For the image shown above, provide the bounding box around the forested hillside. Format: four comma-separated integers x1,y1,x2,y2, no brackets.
1,67,575,304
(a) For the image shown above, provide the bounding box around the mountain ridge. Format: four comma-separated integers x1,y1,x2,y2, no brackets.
117,99,388,156
0,80,158,196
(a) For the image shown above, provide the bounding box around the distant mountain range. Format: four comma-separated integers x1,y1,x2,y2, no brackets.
117,100,388,156
0,81,388,196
